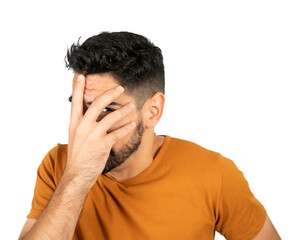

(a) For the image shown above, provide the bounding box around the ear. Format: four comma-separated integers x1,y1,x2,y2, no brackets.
143,92,165,129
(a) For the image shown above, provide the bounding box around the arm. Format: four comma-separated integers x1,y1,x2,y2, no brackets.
253,214,281,240
20,170,90,240
20,74,135,239
19,219,37,240
215,153,279,239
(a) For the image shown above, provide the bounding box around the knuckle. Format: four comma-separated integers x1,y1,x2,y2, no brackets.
86,132,97,142
107,88,122,99
110,107,131,122
74,126,83,136
111,110,125,121
110,133,119,143
118,105,131,116
115,108,126,117
112,87,121,94
105,88,117,96
105,110,122,122
93,89,119,107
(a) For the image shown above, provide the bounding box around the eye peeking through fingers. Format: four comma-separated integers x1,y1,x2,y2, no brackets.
102,107,115,113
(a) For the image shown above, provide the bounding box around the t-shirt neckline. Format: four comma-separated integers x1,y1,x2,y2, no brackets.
100,135,171,185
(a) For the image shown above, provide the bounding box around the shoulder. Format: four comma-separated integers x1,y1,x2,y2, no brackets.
168,136,220,166
166,136,224,182
43,143,68,165
39,143,68,186
170,136,216,154
168,136,239,170
167,136,246,185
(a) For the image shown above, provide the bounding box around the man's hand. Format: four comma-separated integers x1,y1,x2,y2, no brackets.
19,73,137,240
66,73,136,189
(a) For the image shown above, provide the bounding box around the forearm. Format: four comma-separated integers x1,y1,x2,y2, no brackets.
21,171,90,240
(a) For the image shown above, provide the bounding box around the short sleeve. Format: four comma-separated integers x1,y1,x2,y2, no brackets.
26,144,59,219
215,153,267,240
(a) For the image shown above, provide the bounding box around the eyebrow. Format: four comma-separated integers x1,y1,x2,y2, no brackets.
86,101,122,107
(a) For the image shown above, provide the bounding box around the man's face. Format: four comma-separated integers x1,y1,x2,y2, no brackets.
81,72,144,173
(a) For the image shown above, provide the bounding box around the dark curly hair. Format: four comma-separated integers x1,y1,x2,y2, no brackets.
65,31,165,109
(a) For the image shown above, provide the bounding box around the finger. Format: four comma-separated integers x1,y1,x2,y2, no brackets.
69,74,85,130
96,103,135,133
105,121,137,145
80,86,124,126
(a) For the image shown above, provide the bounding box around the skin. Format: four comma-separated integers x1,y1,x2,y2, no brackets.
82,72,166,180
18,72,281,239
253,215,281,239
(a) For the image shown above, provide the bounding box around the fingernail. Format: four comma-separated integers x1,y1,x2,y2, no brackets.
128,103,135,109
115,86,124,92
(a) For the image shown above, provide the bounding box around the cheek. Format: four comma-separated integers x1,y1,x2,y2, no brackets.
111,126,135,152
112,136,127,151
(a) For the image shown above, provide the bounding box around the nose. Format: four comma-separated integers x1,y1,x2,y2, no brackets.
84,87,95,95
83,92,95,105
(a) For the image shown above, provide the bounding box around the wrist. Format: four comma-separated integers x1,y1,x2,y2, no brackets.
60,169,91,194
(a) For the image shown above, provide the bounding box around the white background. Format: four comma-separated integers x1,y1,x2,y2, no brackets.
1,0,299,239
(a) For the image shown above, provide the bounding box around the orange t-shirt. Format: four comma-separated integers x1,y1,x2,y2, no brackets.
27,135,267,239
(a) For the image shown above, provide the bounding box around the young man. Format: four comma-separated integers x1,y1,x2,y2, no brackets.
19,31,280,240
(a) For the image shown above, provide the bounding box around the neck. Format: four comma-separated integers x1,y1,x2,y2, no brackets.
106,131,165,181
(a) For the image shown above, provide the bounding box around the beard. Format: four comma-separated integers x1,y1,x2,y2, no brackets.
101,120,144,174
